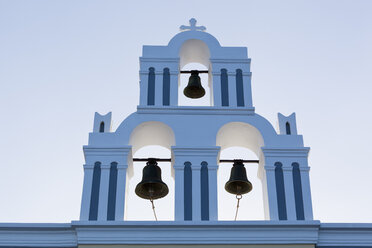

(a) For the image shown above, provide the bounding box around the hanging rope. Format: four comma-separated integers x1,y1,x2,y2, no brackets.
150,198,158,221
234,194,242,221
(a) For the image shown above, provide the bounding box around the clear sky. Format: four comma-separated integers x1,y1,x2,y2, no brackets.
0,0,372,223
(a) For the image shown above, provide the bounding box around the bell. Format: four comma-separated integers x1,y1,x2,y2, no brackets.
135,158,169,200
225,160,253,195
183,70,206,99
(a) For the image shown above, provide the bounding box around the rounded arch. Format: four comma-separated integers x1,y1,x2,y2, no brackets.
129,121,175,154
179,39,210,69
216,122,264,157
168,31,221,55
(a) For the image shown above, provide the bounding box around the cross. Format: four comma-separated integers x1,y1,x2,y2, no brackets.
180,18,206,32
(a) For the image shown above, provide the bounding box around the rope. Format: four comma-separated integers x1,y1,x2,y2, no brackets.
234,194,242,221
150,199,158,221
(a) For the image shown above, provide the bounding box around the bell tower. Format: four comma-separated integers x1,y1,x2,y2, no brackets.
139,18,253,110
80,18,313,222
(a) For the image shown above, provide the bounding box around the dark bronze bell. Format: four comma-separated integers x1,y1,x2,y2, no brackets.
225,160,253,195
135,158,169,200
183,70,206,99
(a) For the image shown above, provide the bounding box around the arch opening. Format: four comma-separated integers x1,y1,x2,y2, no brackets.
216,122,265,220
125,145,174,221
179,62,211,106
218,146,264,220
178,39,212,106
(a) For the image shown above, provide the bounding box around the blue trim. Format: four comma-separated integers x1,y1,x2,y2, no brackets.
89,162,101,221
221,69,229,106
201,162,209,221
184,162,192,221
316,247,372,248
147,67,155,105
162,68,170,106
292,163,305,220
275,162,287,220
236,69,245,107
107,162,118,221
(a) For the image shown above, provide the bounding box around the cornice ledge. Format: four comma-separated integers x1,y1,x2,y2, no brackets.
73,221,320,245
172,146,221,158
137,106,255,115
140,57,180,63
0,223,77,247
210,58,251,64
83,146,132,154
318,223,372,246
262,147,310,157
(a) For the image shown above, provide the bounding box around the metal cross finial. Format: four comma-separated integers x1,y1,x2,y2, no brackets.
180,18,206,32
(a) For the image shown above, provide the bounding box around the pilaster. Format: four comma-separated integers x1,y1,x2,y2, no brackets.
227,71,237,107
212,72,222,107
80,164,94,221
154,71,163,106
172,146,220,221
300,166,314,220
169,70,179,106
283,165,297,220
114,164,128,220
139,71,148,106
97,164,110,221
191,163,202,221
208,164,219,220
242,72,253,107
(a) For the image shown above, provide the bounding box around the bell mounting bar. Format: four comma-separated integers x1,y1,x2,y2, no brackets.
133,158,171,162
219,159,259,163
133,158,259,163
180,70,209,74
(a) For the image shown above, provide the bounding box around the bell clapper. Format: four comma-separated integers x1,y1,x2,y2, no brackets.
148,186,158,221
150,198,158,221
234,194,242,221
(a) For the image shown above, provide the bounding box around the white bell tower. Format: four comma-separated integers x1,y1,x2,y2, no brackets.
80,18,313,222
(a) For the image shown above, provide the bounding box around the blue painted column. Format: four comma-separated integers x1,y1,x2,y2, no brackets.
212,71,222,107
115,164,128,220
169,70,179,106
300,166,313,220
242,71,253,108
97,164,111,220
139,70,149,106
208,164,218,220
191,162,202,221
155,70,163,106
261,148,280,220
80,164,94,220
283,165,297,220
228,71,237,107
173,163,185,221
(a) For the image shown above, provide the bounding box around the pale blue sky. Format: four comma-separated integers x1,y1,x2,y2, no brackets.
0,0,372,222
